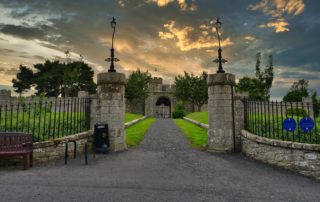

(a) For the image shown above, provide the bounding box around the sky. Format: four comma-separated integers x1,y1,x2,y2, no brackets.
0,0,319,99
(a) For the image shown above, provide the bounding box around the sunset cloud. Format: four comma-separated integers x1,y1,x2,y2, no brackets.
0,0,319,99
259,18,290,32
248,0,305,32
147,0,197,11
244,35,257,43
159,21,233,51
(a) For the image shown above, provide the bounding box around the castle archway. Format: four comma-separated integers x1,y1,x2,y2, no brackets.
155,97,171,118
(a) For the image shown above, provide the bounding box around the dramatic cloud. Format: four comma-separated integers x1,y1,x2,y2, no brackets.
159,21,233,51
0,0,319,98
259,18,290,32
248,0,305,32
147,0,197,11
244,35,257,42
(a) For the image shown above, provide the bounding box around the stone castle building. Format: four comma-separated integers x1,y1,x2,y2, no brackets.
126,77,194,118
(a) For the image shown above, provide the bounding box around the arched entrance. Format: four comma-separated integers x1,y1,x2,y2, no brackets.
155,97,171,118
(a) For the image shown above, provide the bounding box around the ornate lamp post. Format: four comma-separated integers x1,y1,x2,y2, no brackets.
106,17,120,72
213,18,227,73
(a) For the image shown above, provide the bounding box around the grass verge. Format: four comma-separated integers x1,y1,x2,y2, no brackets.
185,112,208,124
174,119,208,149
126,117,156,148
125,113,144,123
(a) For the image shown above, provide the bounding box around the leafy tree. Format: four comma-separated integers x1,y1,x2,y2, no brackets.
236,53,274,100
174,71,208,111
236,77,266,100
63,62,96,97
12,65,34,95
33,60,64,97
283,79,320,117
125,69,152,108
283,79,309,102
12,60,96,97
312,92,320,117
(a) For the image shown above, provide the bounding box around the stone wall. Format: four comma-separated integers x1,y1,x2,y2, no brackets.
125,99,144,114
0,131,93,167
234,93,248,152
242,129,320,180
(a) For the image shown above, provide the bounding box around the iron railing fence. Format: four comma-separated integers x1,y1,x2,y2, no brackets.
244,100,319,144
0,97,91,142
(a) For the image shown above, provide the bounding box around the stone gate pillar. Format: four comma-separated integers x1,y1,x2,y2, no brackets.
97,72,126,152
207,73,235,153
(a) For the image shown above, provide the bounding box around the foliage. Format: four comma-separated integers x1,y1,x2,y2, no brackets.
247,113,320,144
126,118,156,148
282,79,320,117
283,79,309,102
286,108,307,117
172,101,185,119
186,112,208,124
0,111,87,142
12,60,96,97
174,119,208,149
174,71,208,111
236,53,274,101
125,69,152,105
312,92,320,117
12,65,34,94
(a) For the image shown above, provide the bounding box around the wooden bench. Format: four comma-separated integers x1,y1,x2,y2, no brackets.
0,132,33,170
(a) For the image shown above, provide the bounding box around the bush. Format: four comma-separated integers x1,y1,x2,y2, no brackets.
173,110,185,119
287,108,307,117
172,101,185,119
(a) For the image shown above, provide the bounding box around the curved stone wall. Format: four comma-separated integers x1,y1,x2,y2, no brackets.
241,130,320,180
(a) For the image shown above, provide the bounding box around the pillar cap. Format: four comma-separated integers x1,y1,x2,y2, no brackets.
207,73,235,86
97,72,125,85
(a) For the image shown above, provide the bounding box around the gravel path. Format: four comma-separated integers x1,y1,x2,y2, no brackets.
0,119,319,202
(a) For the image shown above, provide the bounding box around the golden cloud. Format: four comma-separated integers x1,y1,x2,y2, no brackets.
259,18,290,32
244,35,257,41
159,21,233,51
248,0,305,32
147,0,197,11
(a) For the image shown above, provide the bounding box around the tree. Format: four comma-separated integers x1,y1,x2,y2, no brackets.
12,65,34,95
236,77,266,100
283,79,309,102
125,69,152,108
236,53,274,100
12,60,96,97
283,79,320,117
174,71,208,111
62,62,96,97
312,92,320,117
33,60,64,97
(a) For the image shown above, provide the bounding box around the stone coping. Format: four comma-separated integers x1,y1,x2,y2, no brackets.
97,72,125,85
207,73,235,86
241,129,320,152
183,117,209,130
125,116,147,128
33,130,93,149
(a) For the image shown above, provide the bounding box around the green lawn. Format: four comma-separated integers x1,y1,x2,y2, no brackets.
247,113,320,144
125,113,144,123
174,119,208,149
186,112,208,124
0,111,87,142
126,117,156,148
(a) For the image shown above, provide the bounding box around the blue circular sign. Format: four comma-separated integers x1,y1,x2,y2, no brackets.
283,118,296,132
299,117,315,132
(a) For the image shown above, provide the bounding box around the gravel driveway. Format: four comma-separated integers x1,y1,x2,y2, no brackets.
0,119,319,202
